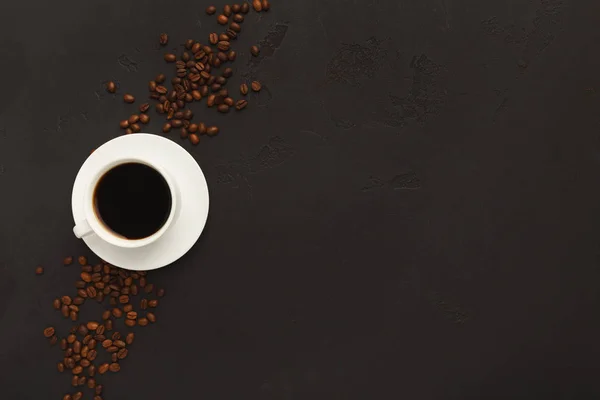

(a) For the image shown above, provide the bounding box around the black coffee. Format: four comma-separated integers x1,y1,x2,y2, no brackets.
94,162,172,239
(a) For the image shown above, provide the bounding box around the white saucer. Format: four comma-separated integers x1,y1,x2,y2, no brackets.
71,134,209,270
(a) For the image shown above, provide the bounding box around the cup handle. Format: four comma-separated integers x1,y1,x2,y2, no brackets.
73,220,94,239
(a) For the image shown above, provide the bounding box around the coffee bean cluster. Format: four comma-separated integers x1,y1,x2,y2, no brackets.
106,1,272,146
43,255,165,399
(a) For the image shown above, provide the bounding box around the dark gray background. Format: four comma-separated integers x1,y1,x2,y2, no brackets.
1,0,600,399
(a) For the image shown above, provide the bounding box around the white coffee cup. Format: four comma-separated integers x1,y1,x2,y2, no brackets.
72,157,180,249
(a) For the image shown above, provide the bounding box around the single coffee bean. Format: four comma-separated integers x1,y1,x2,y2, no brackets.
172,119,183,128
230,22,242,32
157,288,166,297
206,5,216,14
106,346,118,353
80,359,90,368
125,332,135,345
131,284,139,295
207,126,219,135
126,311,137,320
125,319,136,327
89,365,96,376
250,45,260,56
74,296,85,305
102,339,112,348
182,51,190,61
182,111,193,121
58,362,65,372
156,85,168,94
123,94,135,103
240,83,249,95
117,348,128,360
98,363,109,374
138,317,149,326
60,338,68,350
262,0,270,10
63,256,73,265
106,82,116,93
207,94,216,107
119,120,129,129
118,295,129,304
226,29,238,39
88,378,96,389
130,123,141,133
81,265,92,272
72,365,83,375
191,42,202,53
88,287,98,298
73,341,81,354
35,266,44,275
163,123,172,133
253,0,262,11
128,114,139,124
188,124,198,133
147,312,157,323
82,335,91,345
235,99,248,110
87,321,99,331
78,376,86,386
70,311,78,321
189,134,200,145
217,14,228,24
224,4,232,16
102,310,110,320
221,68,233,78
96,325,105,335
71,375,79,387
149,80,157,91
114,340,126,348
88,339,97,349
228,50,236,61
43,326,55,338
50,335,58,345
251,81,262,92
139,114,150,124
61,305,70,318
111,332,121,341
180,127,189,139
224,97,234,106
77,289,87,298
105,319,113,331
53,298,61,309
159,32,168,45
233,13,244,22
139,103,150,113
65,357,75,369
164,53,176,62
73,392,83,400
241,1,249,12
109,363,120,372
77,256,86,265
87,349,97,361
232,3,241,12
70,305,80,312
209,33,218,44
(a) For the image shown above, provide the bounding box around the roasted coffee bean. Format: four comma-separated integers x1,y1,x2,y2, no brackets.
102,339,112,348
159,33,168,45
87,321,99,331
65,357,76,369
217,14,228,24
253,0,262,11
105,319,113,331
207,94,216,107
69,305,80,312
74,281,85,289
81,265,92,272
43,326,55,338
80,359,90,368
182,51,190,61
188,134,199,145
221,68,233,78
123,94,135,103
224,4,232,16
224,97,234,106
49,335,58,345
262,0,270,10
139,113,150,124
156,85,168,94
109,363,120,372
87,287,97,298
140,298,148,310
60,338,68,350
232,3,241,12
126,332,135,345
206,5,217,14
131,284,139,295
251,81,262,92
111,332,121,341
87,349,97,361
125,319,136,327
191,42,202,53
250,45,260,56
73,297,85,305
119,120,129,129
77,325,88,337
88,365,96,376
73,341,82,354
81,272,92,283
228,50,236,61
156,103,165,113
163,123,172,133
96,385,103,395
71,375,79,387
114,340,126,348
185,93,193,102
53,298,61,309
172,119,183,128
180,110,192,121
77,289,87,298
70,311,78,321
241,2,249,13
67,334,76,344
58,362,65,372
118,295,129,304
88,378,96,389
197,123,207,134
106,346,118,353
233,13,244,22
157,288,166,297
99,363,109,374
147,312,157,323
61,305,70,318
218,34,230,42
117,348,128,360
128,114,140,124
82,335,91,345
176,60,186,69
216,76,227,85
72,365,83,375
126,311,137,320
230,22,241,32
207,126,219,136
239,83,249,95
138,317,149,326
164,53,176,62
209,32,218,44
96,325,106,335
73,392,83,400
188,124,198,133
149,80,157,92
35,266,44,275
130,123,141,133
226,29,238,40
106,81,117,94
156,73,166,84
139,103,150,113
63,256,73,265
78,375,87,386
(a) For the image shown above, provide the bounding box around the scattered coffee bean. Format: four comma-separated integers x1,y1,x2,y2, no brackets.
251,45,260,56
34,265,44,275
228,50,237,61
217,14,229,24
72,365,83,375
109,363,121,372
159,33,168,45
164,53,176,62
230,22,242,32
87,321,99,330
163,123,172,133
207,126,220,135
98,363,109,374
157,288,166,297
106,82,116,93
73,392,83,400
119,120,129,129
123,94,135,103
88,378,96,389
139,103,150,113
206,5,217,14
251,81,262,92
147,312,157,323
209,33,218,44
63,256,73,265
189,134,200,145
131,123,141,133
139,114,150,124
128,114,139,124
235,99,248,110
138,317,149,326
125,319,136,327
253,0,262,11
